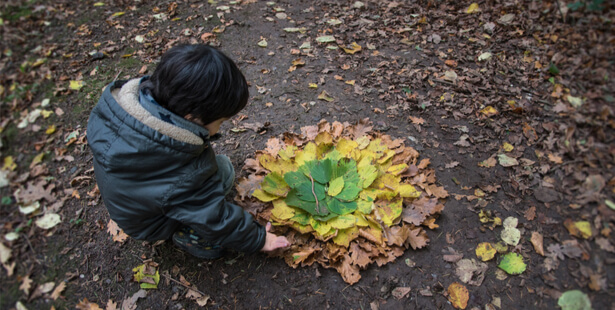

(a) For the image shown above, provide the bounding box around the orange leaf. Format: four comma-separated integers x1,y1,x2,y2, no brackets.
445,59,458,67
530,232,545,256
447,282,469,309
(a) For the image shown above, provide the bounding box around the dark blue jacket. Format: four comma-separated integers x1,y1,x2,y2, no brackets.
87,78,265,253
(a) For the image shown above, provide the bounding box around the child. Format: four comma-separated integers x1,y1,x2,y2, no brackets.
87,44,289,258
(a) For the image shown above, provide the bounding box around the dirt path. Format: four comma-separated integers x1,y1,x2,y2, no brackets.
1,0,613,309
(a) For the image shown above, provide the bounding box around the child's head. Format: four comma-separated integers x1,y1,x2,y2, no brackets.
142,44,249,128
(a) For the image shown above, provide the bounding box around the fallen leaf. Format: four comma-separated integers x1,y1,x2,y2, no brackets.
51,281,66,300
0,242,11,264
456,258,487,286
466,3,479,14
524,206,536,221
317,90,334,102
20,275,33,295
557,290,592,310
35,212,61,229
107,219,129,243
447,282,469,309
497,154,519,167
106,300,118,310
316,35,336,43
121,289,147,310
498,253,526,275
478,52,492,61
392,287,411,299
475,242,496,261
69,80,85,90
530,232,545,256
76,298,103,310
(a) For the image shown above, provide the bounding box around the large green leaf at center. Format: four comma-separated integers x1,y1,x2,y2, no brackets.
300,159,333,184
286,189,329,216
296,181,326,202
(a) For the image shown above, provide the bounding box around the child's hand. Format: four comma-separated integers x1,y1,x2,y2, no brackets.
261,222,290,252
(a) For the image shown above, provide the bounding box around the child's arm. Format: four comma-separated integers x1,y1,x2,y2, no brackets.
261,222,290,252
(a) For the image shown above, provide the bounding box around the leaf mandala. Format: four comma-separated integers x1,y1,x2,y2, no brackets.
236,119,447,284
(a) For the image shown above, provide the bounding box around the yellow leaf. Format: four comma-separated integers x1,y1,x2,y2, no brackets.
336,138,358,157
111,11,125,17
502,142,514,152
327,215,357,229
278,145,297,161
574,221,592,239
3,156,17,171
377,149,396,164
397,184,421,198
374,173,400,191
31,152,45,166
69,80,85,90
308,83,318,88
45,125,56,135
310,218,332,236
332,226,359,247
466,3,479,14
252,189,278,202
375,199,402,226
294,142,317,166
259,154,296,175
318,90,334,102
355,136,370,149
387,163,408,176
342,42,362,54
41,110,53,118
315,131,333,146
475,242,496,261
353,212,370,226
93,2,105,6
447,282,469,309
328,176,344,196
271,199,295,220
480,106,498,116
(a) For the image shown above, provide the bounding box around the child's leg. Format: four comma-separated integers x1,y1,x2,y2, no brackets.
215,154,235,195
172,225,223,259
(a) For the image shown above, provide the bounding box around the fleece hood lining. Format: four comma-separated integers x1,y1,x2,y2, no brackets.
112,79,204,145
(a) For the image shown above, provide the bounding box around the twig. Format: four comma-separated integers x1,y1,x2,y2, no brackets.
162,274,207,296
308,174,324,215
555,0,566,23
22,233,42,265
112,69,123,82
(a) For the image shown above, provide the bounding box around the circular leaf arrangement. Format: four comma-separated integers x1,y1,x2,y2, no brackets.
236,119,448,284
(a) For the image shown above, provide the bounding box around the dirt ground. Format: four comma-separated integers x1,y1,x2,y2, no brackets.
1,0,614,309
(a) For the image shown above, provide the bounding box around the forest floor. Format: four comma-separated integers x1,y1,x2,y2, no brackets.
0,0,614,309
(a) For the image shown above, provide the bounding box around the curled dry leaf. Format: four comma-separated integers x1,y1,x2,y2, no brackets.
531,232,545,256
107,219,129,243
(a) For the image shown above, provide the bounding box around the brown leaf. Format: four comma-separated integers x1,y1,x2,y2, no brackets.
235,174,264,200
406,227,428,250
300,125,319,140
242,157,268,175
447,282,469,309
265,137,284,157
409,115,425,125
138,65,147,75
531,232,545,256
349,242,372,268
121,289,147,310
75,298,103,310
331,254,361,285
331,121,344,138
455,258,487,286
352,118,373,139
50,281,66,300
595,237,615,253
107,219,129,243
589,274,607,291
445,59,458,67
392,287,411,299
106,300,118,310
524,206,536,221
416,158,430,170
20,275,32,295
426,184,449,198
14,180,56,204
522,122,537,143
385,225,410,247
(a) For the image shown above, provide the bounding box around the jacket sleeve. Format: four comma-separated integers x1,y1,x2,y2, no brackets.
164,169,266,253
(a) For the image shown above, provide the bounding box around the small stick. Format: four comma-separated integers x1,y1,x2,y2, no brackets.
308,174,324,215
162,274,207,296
112,69,123,82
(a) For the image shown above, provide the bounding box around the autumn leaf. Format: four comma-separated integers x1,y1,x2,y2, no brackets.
497,154,519,167
317,90,334,102
480,106,498,116
564,219,592,239
456,258,487,286
132,263,160,289
20,275,32,294
498,253,526,275
76,298,103,310
466,3,479,14
530,232,545,256
475,242,496,261
51,281,66,300
107,219,129,243
557,290,592,310
447,282,469,309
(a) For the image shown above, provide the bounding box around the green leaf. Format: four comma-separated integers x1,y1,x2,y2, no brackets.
305,159,333,184
336,182,361,201
558,290,592,310
356,199,373,214
286,189,321,215
284,170,310,188
295,181,326,202
498,253,526,275
331,157,353,179
327,176,345,196
316,35,336,43
132,264,160,289
606,199,615,211
311,211,338,222
261,172,290,197
548,63,560,75
324,149,342,161
328,198,357,215
291,212,311,225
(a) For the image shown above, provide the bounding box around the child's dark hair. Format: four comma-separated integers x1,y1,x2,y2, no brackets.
141,44,249,126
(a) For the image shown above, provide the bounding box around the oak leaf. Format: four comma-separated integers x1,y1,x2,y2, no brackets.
107,219,129,243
